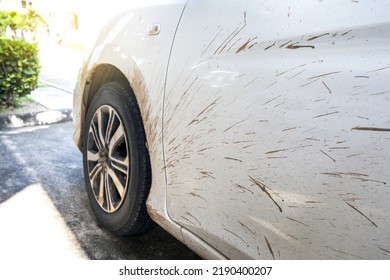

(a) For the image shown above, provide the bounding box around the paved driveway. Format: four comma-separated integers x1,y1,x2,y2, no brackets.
0,122,200,260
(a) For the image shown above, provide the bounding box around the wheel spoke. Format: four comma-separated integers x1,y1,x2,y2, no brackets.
90,122,103,150
104,172,114,212
89,163,102,182
108,119,125,151
97,171,104,205
96,109,106,146
108,168,125,198
87,150,100,162
110,156,129,174
105,108,116,144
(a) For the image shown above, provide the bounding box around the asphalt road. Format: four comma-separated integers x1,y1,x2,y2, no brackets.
0,121,200,260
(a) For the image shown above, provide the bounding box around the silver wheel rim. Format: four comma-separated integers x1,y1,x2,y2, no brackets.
86,105,129,213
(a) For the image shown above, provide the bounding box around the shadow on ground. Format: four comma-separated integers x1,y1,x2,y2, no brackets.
0,122,200,260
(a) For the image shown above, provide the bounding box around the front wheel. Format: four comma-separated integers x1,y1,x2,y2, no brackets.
82,81,154,235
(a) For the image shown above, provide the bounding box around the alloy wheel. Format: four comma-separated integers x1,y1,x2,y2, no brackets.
86,105,129,213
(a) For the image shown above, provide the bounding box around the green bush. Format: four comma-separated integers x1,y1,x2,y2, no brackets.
0,38,40,107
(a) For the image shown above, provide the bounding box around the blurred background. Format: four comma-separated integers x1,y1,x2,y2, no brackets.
0,0,136,94
0,1,202,261
0,0,131,49
0,0,137,110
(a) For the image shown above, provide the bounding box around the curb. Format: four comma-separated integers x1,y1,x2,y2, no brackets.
0,109,73,130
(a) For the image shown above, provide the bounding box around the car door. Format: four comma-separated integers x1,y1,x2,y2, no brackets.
164,0,390,259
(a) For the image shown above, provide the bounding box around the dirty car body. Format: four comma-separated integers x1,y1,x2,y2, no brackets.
73,0,390,259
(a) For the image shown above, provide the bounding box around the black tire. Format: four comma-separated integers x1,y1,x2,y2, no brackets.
82,81,154,235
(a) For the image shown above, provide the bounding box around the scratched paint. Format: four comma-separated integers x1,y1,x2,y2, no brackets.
163,0,390,259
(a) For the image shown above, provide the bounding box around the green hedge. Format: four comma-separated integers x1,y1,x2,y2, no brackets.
0,38,40,107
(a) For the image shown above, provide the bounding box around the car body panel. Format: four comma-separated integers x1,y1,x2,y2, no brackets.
73,0,228,259
163,0,390,259
73,0,187,192
73,0,390,259
73,0,185,151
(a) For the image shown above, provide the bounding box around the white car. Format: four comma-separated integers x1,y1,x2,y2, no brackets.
73,0,390,259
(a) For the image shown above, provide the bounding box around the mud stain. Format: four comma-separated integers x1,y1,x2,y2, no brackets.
224,228,248,245
320,149,336,162
286,42,315,49
313,111,339,119
322,81,332,93
345,202,377,227
307,33,330,41
379,247,390,254
234,184,254,194
189,192,207,202
249,176,283,213
224,119,247,132
214,11,247,55
201,29,223,57
265,145,311,155
236,37,258,54
309,71,342,80
264,236,275,260
238,221,256,235
264,42,276,51
185,211,202,226
287,217,309,227
352,127,390,132
366,66,390,73
224,157,243,162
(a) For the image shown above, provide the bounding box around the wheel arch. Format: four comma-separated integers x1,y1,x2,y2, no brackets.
84,64,130,119
77,63,148,150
